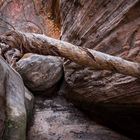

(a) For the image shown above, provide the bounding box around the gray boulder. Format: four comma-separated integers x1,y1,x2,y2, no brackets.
16,54,63,96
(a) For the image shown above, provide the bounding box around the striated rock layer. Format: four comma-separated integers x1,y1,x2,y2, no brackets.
60,0,140,139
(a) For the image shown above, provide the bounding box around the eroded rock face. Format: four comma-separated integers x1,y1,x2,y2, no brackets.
0,56,26,140
0,0,61,38
16,54,63,96
28,96,131,140
0,0,41,33
60,0,140,138
0,57,6,139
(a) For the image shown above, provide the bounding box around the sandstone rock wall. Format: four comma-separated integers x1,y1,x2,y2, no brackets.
60,0,140,139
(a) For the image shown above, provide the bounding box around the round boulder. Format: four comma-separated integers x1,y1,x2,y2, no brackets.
16,54,63,95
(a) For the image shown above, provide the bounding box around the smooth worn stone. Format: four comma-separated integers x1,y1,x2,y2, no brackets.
0,56,27,140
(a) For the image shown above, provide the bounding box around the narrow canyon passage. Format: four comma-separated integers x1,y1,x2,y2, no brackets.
0,1,140,140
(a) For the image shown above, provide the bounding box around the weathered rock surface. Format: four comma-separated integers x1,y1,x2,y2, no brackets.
0,56,26,140
0,0,60,38
60,0,140,138
16,54,63,96
0,0,40,33
27,96,131,140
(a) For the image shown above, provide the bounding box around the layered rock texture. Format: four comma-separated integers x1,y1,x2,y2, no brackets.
60,0,140,139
